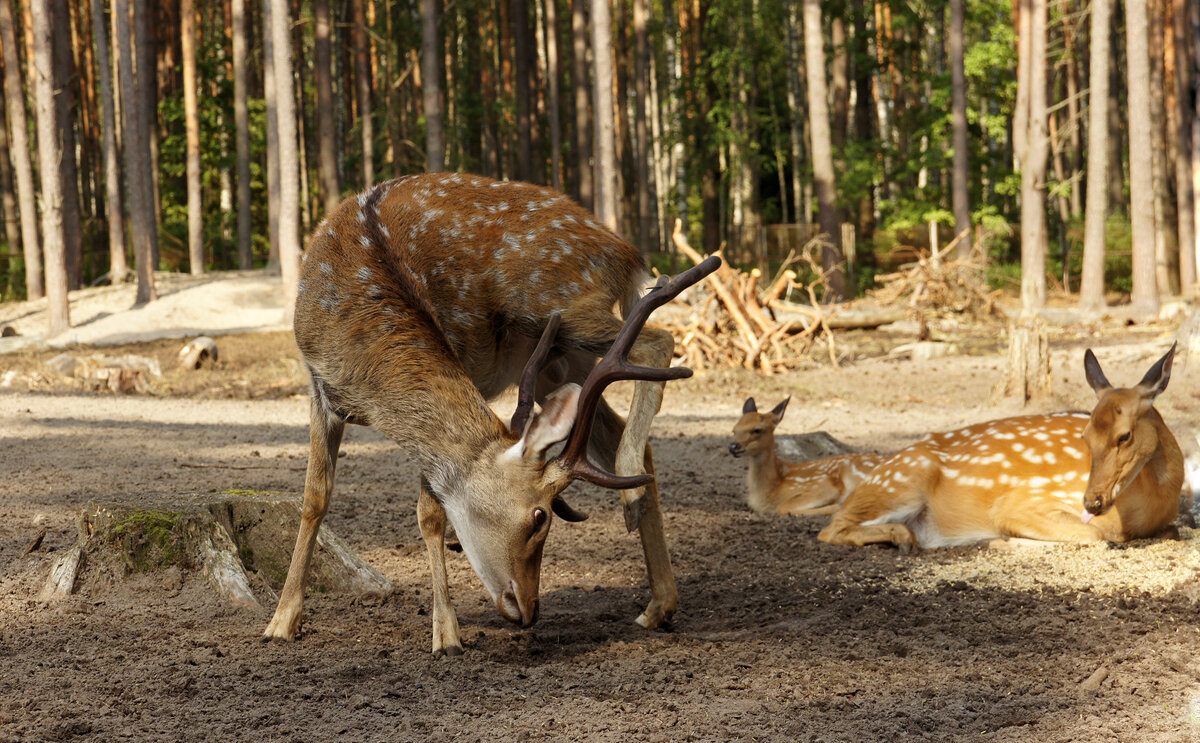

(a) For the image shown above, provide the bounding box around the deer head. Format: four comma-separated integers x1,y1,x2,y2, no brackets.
729,396,791,458
1080,343,1176,519
441,257,720,627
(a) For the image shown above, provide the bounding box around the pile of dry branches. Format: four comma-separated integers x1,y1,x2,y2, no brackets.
663,221,842,375
869,233,1002,318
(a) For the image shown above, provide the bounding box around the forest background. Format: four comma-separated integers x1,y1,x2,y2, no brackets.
0,0,1198,335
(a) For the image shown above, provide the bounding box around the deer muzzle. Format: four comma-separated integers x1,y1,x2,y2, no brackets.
728,442,745,458
499,579,539,628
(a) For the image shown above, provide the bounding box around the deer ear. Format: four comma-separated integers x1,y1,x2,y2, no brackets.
1083,349,1112,395
521,384,580,462
770,396,791,419
1137,342,1176,402
743,397,757,414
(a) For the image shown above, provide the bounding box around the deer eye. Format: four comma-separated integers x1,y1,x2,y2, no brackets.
531,508,548,534
751,428,763,435
1117,432,1131,445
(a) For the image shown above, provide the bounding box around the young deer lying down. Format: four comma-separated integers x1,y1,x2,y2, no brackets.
818,345,1183,550
729,397,886,516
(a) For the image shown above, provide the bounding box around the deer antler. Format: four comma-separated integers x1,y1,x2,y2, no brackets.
557,255,722,488
509,312,563,435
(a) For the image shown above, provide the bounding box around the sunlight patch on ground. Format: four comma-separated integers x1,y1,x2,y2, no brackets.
879,528,1200,598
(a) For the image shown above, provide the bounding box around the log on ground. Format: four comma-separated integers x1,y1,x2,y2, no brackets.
40,492,392,608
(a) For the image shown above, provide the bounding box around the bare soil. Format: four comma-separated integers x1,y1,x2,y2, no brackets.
2,298,1200,741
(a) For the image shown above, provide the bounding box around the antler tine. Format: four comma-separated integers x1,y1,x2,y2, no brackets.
558,255,722,489
510,312,563,435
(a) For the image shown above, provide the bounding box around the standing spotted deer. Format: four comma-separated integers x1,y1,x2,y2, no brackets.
818,345,1183,550
729,397,885,515
263,173,720,654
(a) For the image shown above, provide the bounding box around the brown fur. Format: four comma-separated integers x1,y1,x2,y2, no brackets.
265,174,681,654
818,346,1184,550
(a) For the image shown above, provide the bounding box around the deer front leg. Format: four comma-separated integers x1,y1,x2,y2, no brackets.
817,483,921,552
418,484,463,656
991,494,1105,544
617,327,678,629
264,401,345,640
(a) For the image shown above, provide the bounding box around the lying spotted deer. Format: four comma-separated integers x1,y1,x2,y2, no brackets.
729,397,885,515
818,344,1183,550
264,173,720,654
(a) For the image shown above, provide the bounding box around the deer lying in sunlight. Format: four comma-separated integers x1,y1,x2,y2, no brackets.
818,345,1184,550
729,397,886,516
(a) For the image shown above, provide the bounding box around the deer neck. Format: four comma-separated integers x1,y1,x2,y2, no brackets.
1137,408,1185,504
745,439,785,513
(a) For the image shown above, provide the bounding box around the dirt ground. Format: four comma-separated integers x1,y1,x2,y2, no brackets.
2,291,1200,741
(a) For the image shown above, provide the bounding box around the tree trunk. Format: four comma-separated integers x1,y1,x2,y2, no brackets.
633,0,651,252
182,0,203,275
420,0,443,171
1106,6,1126,213
1147,0,1176,295
232,0,252,269
1171,0,1195,294
1080,0,1111,311
1013,0,1032,168
1191,0,1200,296
133,0,158,251
803,0,846,300
949,0,970,257
50,0,81,290
590,0,617,229
830,16,848,149
1017,0,1048,314
0,76,18,276
115,0,155,303
31,0,69,333
513,0,533,182
1127,0,1160,316
351,0,373,186
543,0,562,190
784,0,808,226
313,0,338,214
262,0,280,269
571,0,591,208
91,0,128,284
0,0,41,299
269,0,301,309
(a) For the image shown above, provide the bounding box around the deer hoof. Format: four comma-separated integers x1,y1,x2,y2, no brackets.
433,644,464,658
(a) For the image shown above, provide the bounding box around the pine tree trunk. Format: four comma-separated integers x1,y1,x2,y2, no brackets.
543,0,562,191
1147,0,1177,294
830,16,848,149
1080,0,1111,311
269,0,301,308
351,0,373,186
1171,0,1195,294
949,0,970,256
133,0,159,252
263,0,280,270
31,0,69,333
182,0,203,275
50,0,81,290
571,0,591,209
232,0,252,269
1018,0,1048,314
803,0,846,300
0,82,18,274
0,0,41,299
420,0,443,171
115,0,156,304
633,0,651,253
513,0,533,182
591,0,617,230
91,0,128,284
310,0,337,216
1127,0,1160,316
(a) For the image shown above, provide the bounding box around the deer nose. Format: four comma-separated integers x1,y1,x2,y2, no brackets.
728,442,744,457
1084,498,1105,515
500,581,539,628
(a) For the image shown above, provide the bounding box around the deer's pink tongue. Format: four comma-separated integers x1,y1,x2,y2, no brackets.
1081,509,1094,524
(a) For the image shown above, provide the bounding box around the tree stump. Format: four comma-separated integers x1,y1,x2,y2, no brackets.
776,431,861,461
992,317,1051,405
40,492,392,608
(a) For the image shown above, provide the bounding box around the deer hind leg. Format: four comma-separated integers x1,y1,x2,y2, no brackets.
817,483,922,552
417,483,462,656
264,399,345,640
